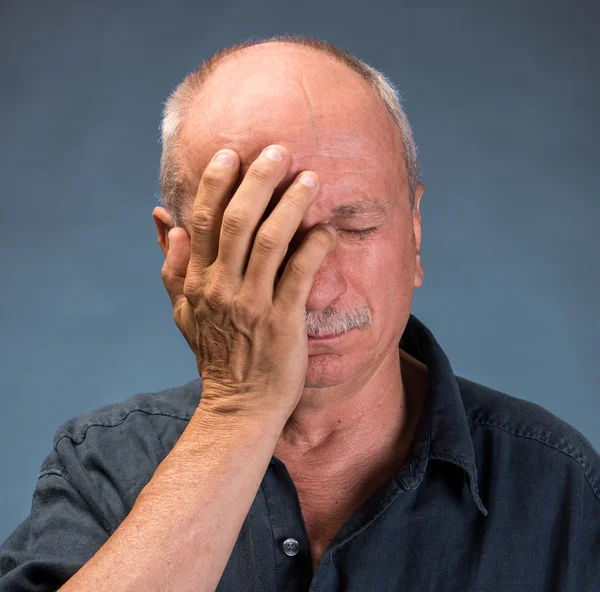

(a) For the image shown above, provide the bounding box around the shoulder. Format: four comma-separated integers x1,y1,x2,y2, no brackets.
456,375,600,502
52,377,203,448
37,377,205,530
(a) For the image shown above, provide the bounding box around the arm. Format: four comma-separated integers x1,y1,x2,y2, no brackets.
59,400,286,592
60,143,334,590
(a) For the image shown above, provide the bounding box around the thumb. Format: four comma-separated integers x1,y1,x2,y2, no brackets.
161,227,191,308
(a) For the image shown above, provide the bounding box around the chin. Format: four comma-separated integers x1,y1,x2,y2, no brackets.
304,353,358,388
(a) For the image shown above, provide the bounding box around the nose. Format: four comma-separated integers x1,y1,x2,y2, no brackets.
306,263,347,313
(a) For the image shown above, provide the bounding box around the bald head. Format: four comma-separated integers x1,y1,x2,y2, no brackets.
175,42,406,226
159,37,420,229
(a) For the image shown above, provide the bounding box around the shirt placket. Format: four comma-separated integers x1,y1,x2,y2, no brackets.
261,457,314,591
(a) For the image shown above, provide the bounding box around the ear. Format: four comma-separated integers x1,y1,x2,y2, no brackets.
152,207,173,259
412,183,425,289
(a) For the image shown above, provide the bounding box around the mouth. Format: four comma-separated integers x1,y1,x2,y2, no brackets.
307,329,353,341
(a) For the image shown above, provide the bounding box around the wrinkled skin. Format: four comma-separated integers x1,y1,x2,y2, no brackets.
152,42,426,474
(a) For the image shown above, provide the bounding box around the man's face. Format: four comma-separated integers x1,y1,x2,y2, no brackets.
178,43,424,390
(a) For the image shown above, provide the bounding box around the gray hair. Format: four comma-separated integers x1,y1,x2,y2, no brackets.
159,35,420,229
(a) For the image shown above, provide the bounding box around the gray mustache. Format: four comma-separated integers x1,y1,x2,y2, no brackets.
305,307,372,336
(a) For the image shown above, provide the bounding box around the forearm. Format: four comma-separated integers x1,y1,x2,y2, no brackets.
59,400,286,592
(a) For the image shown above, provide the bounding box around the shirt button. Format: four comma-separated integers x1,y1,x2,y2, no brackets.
282,537,299,556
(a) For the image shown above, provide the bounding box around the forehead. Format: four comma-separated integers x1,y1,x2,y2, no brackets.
178,45,407,211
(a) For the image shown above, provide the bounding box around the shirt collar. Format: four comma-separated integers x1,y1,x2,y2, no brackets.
399,314,488,516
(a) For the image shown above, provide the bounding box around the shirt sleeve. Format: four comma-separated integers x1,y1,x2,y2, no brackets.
578,487,600,591
0,467,109,592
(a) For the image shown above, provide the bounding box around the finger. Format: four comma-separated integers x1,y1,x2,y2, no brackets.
241,171,320,305
187,149,240,278
161,227,191,309
161,227,198,348
273,225,337,314
215,145,290,284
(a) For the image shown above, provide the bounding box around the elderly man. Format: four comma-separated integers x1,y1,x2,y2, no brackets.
1,35,598,592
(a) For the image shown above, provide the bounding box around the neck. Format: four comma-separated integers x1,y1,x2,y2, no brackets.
273,347,428,474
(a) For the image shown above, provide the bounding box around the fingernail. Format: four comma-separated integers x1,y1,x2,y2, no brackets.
299,173,317,188
213,151,236,167
321,223,336,235
264,146,284,161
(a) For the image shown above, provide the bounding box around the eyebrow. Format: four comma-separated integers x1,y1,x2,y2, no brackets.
329,199,388,219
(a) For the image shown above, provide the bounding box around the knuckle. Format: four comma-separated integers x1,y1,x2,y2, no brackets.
231,294,260,325
203,282,228,308
160,264,172,284
255,226,285,253
221,207,246,236
182,267,210,300
288,254,310,277
245,165,272,186
182,276,200,300
191,207,217,234
201,169,228,192
283,188,306,210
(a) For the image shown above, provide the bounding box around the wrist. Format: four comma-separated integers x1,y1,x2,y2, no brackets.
189,395,288,441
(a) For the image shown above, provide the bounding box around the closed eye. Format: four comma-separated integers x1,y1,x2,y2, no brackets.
343,227,378,239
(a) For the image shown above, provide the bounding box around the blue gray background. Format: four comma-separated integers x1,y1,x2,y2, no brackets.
1,0,598,542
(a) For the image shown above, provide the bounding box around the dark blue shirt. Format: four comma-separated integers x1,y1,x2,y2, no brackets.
1,314,599,591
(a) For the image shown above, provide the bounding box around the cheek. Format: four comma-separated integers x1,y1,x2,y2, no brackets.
348,238,411,274
347,239,416,300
